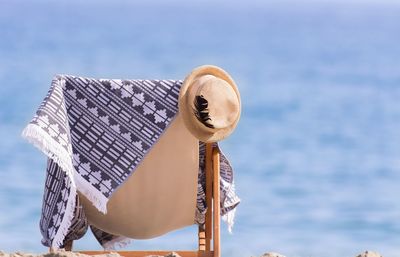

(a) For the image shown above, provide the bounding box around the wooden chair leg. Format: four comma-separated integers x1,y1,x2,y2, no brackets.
205,143,213,251
212,147,221,257
65,240,74,251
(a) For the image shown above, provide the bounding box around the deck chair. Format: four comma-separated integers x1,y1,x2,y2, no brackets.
75,113,225,257
76,142,222,257
23,65,240,257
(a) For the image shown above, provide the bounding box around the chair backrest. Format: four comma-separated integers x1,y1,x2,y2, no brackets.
79,112,200,239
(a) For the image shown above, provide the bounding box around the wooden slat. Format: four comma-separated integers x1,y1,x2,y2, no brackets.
198,227,206,251
212,148,221,257
198,231,206,239
205,143,213,251
79,250,214,257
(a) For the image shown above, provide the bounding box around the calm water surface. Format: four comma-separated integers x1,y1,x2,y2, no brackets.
1,1,400,256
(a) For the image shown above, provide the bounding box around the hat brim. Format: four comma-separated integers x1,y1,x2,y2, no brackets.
179,65,241,143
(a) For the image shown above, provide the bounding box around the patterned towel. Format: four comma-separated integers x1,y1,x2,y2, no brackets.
22,75,240,249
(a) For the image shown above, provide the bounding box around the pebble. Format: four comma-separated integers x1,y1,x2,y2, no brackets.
356,251,383,257
260,253,286,257
145,252,181,257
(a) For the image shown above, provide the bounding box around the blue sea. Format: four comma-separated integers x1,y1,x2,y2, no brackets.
1,1,400,256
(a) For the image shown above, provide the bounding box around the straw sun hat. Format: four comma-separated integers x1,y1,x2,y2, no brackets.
179,65,241,143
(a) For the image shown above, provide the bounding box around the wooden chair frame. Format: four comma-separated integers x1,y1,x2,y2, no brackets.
59,143,221,257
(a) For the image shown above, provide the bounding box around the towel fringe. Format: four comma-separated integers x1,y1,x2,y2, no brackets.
74,174,108,214
222,207,236,234
52,184,77,248
22,123,109,213
21,124,76,186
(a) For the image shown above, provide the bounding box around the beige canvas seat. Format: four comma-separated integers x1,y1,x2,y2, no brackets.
79,113,199,239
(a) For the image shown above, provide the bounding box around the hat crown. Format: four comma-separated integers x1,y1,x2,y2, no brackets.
192,75,239,130
179,65,241,142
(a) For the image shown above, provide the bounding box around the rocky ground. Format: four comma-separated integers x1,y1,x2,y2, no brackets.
0,250,384,257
